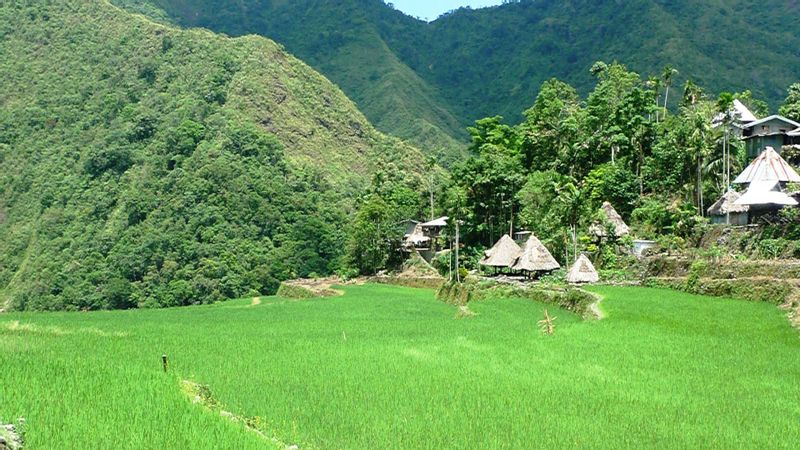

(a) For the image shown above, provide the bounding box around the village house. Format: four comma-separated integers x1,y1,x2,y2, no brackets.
713,99,800,159
589,202,630,241
741,115,800,159
709,147,800,224
401,217,449,261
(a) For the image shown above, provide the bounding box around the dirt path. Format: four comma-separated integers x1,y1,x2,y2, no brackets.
581,289,605,320
250,297,261,306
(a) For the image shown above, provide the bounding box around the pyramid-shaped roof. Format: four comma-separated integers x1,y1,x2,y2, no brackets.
713,99,758,127
734,147,800,184
589,202,630,238
512,235,560,272
733,99,758,123
480,234,522,268
566,254,599,284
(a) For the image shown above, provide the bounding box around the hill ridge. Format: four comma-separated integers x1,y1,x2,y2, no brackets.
120,0,800,154
0,0,425,310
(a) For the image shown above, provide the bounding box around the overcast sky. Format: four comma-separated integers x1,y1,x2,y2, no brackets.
387,1,505,21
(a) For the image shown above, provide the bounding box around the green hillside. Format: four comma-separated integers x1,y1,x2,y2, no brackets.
120,0,800,145
0,0,425,311
115,0,466,162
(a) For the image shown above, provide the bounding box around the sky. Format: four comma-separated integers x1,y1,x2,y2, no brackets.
387,1,505,21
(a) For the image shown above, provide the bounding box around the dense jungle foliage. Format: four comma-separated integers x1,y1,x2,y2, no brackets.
0,0,429,311
346,61,800,274
117,0,800,159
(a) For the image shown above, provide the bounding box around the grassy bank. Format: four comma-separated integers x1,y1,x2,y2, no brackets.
1,284,799,448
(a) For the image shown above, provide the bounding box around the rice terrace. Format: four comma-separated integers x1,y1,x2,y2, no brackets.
2,283,799,448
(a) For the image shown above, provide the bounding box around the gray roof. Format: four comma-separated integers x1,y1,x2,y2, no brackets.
734,147,800,184
712,99,758,127
421,216,449,228
742,115,800,130
734,181,799,207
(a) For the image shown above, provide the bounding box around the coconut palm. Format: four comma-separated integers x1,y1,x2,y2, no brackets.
662,66,679,111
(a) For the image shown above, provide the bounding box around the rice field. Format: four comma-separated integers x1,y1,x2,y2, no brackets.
1,284,799,449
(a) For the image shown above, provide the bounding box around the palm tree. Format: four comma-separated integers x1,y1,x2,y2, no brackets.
662,66,678,112
554,180,583,263
647,75,662,122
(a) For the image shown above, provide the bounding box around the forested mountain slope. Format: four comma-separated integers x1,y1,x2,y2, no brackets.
121,0,800,153
116,0,465,161
0,0,425,310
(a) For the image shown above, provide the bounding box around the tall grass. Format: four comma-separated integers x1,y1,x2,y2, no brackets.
1,285,798,448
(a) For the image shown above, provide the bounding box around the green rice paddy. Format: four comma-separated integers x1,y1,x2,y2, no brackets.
1,284,799,448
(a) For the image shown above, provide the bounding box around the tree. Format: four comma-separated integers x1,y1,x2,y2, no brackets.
780,83,800,122
452,118,525,245
347,195,394,274
584,163,639,219
662,66,678,111
519,78,583,173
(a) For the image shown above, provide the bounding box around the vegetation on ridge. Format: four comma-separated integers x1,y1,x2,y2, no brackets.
117,0,800,156
0,0,428,311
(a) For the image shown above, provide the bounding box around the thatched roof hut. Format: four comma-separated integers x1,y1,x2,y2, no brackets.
590,202,630,239
512,235,560,273
707,190,749,216
480,234,522,268
566,254,599,284
707,190,750,225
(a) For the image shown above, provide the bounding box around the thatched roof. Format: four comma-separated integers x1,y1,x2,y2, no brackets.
566,254,599,284
707,190,749,216
512,235,560,272
734,147,800,185
480,234,522,268
590,202,630,238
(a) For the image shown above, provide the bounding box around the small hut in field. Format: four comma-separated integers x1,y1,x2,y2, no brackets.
480,234,522,271
512,235,560,276
707,190,749,225
590,202,630,240
566,254,599,284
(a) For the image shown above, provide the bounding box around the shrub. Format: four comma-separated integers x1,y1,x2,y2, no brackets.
757,239,789,259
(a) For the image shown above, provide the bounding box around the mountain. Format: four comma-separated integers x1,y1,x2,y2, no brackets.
119,0,800,154
115,0,466,162
0,0,425,310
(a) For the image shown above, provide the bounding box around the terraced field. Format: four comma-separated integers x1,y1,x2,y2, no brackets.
1,284,798,448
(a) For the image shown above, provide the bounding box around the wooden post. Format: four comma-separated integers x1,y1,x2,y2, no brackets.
455,220,461,283
448,241,453,282
162,354,168,373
